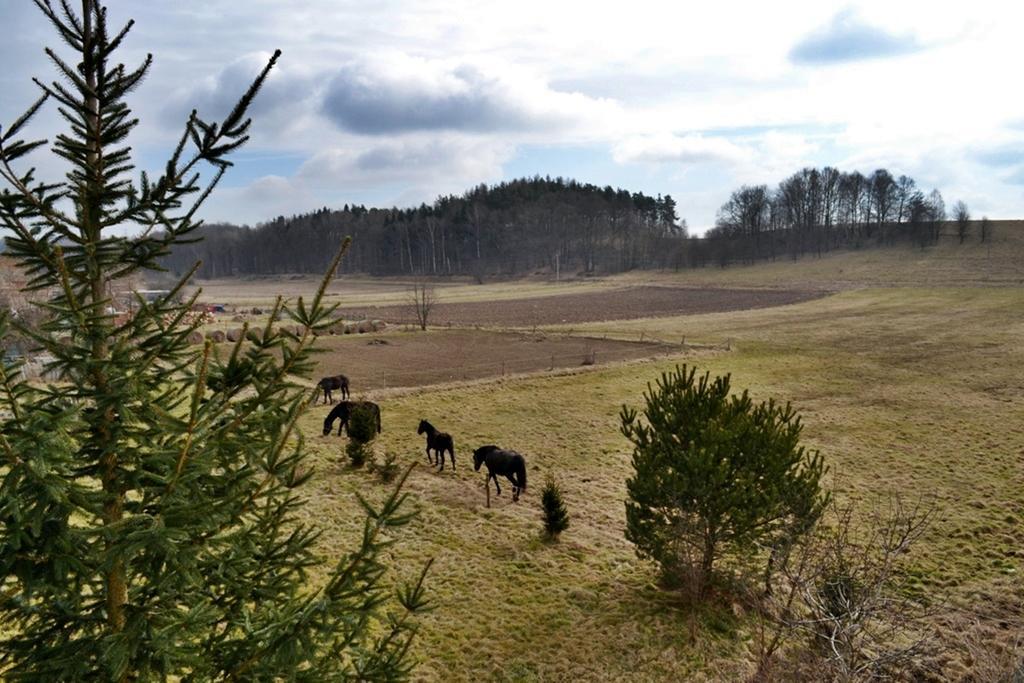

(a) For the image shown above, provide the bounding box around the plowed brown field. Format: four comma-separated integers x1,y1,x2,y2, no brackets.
342,285,822,327
311,329,680,393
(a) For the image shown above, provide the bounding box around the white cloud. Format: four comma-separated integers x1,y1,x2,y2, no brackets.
3,0,1024,231
612,134,751,166
320,52,621,137
297,137,514,189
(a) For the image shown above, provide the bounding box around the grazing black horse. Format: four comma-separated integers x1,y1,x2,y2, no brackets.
322,401,381,436
472,445,527,502
417,419,455,471
316,374,349,404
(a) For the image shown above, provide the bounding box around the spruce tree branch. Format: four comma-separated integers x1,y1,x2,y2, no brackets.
219,238,349,437
0,154,79,236
227,463,419,681
163,341,212,499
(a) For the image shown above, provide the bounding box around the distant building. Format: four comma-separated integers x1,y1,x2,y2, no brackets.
134,289,171,302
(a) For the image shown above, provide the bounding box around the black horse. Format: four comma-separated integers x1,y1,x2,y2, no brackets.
322,401,381,436
472,445,527,502
316,374,349,404
417,419,455,471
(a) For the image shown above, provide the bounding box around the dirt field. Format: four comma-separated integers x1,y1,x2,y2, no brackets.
307,329,681,392
341,285,823,327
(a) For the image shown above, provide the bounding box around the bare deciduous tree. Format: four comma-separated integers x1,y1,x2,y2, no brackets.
980,215,993,244
953,200,971,244
408,282,437,331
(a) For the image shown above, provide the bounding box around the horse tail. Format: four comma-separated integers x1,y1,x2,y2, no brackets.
375,405,382,433
517,458,527,491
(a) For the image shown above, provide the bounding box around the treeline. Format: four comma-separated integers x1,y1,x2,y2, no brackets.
163,177,687,278
705,167,951,265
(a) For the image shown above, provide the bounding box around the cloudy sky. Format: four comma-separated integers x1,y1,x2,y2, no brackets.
2,0,1022,232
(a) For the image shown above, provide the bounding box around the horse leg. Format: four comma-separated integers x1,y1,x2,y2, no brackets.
449,446,455,471
505,474,520,502
491,473,501,496
425,445,433,465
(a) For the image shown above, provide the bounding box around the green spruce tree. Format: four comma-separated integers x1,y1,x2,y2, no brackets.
620,365,827,596
0,2,428,679
346,403,379,468
540,474,570,539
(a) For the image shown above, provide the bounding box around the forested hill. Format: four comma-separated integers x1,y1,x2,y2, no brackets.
163,177,686,278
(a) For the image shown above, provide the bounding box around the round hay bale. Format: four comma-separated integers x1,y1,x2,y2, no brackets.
226,328,244,343
187,331,204,345
371,319,387,331
205,329,226,343
356,320,372,334
251,307,263,315
58,335,73,346
343,323,355,334
246,328,263,342
231,315,245,322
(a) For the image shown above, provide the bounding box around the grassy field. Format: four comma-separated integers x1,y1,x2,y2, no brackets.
614,222,1024,291
287,280,1023,679
188,274,625,309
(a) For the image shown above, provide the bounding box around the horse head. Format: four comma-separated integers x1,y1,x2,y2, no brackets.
417,419,429,435
472,444,499,471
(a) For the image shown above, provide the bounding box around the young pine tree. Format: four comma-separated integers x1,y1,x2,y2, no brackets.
540,474,570,539
346,403,379,467
620,365,827,597
0,2,428,679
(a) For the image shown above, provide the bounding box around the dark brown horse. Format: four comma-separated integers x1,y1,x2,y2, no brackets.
417,419,455,471
322,401,381,436
472,445,527,501
316,374,349,404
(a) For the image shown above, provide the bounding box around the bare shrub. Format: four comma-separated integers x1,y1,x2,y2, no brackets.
750,496,938,682
407,282,436,331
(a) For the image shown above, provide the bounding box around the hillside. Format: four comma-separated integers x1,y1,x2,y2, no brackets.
269,239,1023,680
161,176,684,279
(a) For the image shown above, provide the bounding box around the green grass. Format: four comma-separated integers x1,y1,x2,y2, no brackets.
613,222,1024,290
290,284,1024,680
188,235,1024,679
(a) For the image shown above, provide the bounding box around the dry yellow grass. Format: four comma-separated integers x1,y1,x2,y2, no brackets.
288,282,1024,681
613,221,1024,291
188,275,625,308
191,229,1024,680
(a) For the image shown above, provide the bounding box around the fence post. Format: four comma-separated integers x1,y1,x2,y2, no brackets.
501,361,505,376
